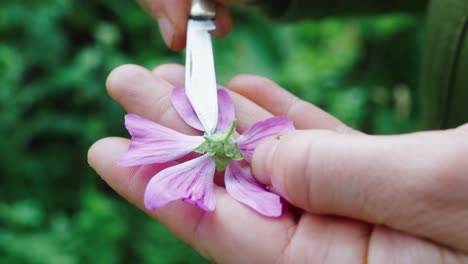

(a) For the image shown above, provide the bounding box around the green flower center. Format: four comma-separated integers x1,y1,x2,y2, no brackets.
194,120,244,172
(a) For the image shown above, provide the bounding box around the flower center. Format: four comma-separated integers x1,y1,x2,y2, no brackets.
194,120,244,172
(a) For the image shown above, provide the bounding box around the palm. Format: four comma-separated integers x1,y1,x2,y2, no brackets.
160,194,459,263
248,211,460,263
89,64,466,263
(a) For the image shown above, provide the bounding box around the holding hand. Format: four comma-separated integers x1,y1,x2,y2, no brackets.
89,64,468,263
136,0,249,50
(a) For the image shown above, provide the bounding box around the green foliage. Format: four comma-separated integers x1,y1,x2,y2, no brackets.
0,0,423,263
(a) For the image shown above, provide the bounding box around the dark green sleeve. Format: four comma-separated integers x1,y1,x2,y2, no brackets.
421,0,468,129
254,0,428,20
253,0,468,129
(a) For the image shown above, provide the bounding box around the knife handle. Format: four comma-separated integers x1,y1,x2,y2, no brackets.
190,0,216,19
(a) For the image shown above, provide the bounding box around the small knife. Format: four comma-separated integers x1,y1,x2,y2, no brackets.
185,0,218,135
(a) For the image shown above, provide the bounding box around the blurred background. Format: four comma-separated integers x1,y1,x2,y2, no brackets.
0,0,424,263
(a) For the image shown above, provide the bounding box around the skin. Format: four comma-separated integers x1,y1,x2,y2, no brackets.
135,0,248,50
88,64,468,263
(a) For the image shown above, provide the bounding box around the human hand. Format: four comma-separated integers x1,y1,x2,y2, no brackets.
136,0,250,50
88,64,468,263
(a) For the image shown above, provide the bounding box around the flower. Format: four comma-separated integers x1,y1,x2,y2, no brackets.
118,86,295,217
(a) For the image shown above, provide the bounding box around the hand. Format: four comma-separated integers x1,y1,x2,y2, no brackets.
88,64,468,263
136,0,249,50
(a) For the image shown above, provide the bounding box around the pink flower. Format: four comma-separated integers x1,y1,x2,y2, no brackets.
118,86,295,217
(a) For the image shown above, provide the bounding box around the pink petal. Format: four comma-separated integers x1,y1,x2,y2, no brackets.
171,86,235,132
225,161,282,217
144,154,216,211
237,116,295,162
117,114,204,166
171,85,204,131
215,88,235,131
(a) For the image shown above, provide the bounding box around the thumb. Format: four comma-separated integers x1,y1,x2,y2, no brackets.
251,128,468,252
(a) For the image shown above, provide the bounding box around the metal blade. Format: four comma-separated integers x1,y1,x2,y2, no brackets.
185,19,218,135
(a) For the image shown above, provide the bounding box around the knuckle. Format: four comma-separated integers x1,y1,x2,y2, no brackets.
106,64,145,97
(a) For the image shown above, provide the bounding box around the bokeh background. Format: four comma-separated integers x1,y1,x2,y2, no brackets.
1,1,424,263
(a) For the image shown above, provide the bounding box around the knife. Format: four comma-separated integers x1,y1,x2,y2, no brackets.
185,0,218,135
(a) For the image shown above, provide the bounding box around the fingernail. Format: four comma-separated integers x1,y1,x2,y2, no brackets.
158,16,174,47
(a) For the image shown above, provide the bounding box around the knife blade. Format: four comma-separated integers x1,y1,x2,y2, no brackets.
185,0,218,135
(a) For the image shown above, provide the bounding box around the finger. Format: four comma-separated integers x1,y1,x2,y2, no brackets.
107,64,272,134
212,4,233,38
88,137,297,263
151,63,185,85
106,64,197,134
227,74,356,133
367,225,468,263
252,127,468,252
136,0,188,50
136,0,232,50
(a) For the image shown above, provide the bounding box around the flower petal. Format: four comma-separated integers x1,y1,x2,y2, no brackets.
237,116,295,162
144,154,216,211
225,161,282,217
171,85,204,131
215,88,235,131
171,86,235,132
117,114,204,166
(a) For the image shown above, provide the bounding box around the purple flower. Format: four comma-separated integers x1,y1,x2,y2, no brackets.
118,86,295,217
